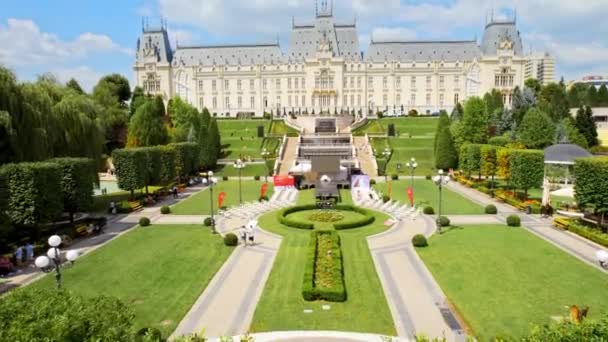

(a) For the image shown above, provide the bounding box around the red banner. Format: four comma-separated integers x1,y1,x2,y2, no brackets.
260,183,268,197
407,187,414,206
218,192,226,208
273,175,295,187
388,181,393,199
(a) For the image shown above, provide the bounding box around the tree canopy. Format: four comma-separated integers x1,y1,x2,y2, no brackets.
126,101,169,147
517,108,555,149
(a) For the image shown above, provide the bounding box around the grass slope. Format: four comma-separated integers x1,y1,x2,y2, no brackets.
171,180,274,215
250,191,395,334
28,225,233,337
218,120,270,159
374,179,483,214
417,225,608,340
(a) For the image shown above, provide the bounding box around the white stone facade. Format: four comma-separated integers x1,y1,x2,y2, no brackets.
134,7,540,117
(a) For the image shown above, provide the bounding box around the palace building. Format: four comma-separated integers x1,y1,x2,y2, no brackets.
134,3,548,117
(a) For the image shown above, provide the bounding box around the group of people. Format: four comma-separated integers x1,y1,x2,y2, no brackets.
1,244,35,276
240,224,256,246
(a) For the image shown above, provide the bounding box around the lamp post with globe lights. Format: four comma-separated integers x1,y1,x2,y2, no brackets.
382,147,392,183
34,235,79,289
406,157,418,192
261,148,271,182
233,159,246,205
202,172,219,233
432,169,450,233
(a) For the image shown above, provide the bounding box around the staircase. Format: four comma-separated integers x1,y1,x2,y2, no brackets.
354,136,377,176
278,137,299,175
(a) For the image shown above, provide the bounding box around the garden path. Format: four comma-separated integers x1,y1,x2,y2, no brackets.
170,188,298,339
446,181,608,273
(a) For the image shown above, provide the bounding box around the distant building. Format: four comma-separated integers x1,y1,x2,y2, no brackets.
134,1,548,117
568,75,608,90
524,52,555,85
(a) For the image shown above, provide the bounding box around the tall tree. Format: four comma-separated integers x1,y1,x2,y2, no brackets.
512,86,536,126
451,96,488,150
567,83,588,108
517,108,555,149
598,84,608,106
538,82,569,122
167,96,200,143
575,106,599,147
434,112,457,170
205,118,221,170
586,86,599,107
126,101,169,147
93,74,131,106
450,102,464,121
66,78,84,94
558,117,588,148
129,86,147,118
524,78,542,95
434,110,449,154
483,89,504,116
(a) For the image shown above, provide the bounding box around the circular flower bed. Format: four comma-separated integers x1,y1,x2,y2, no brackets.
307,210,345,222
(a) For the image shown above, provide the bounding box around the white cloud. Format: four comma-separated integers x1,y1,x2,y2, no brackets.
0,18,133,68
50,66,104,93
371,27,417,42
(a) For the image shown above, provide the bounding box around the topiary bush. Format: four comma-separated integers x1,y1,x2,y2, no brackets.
160,205,171,214
382,195,391,203
203,217,214,226
223,233,238,246
507,214,521,227
423,206,434,215
425,174,432,180
139,217,150,226
391,174,399,180
222,175,229,181
485,204,497,214
370,179,376,185
254,175,260,181
437,215,450,227
412,234,428,247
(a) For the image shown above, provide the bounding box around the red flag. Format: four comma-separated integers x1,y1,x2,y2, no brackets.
407,187,414,206
260,183,268,197
388,181,393,199
218,192,226,208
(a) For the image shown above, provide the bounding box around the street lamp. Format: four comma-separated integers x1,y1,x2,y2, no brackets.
432,169,450,234
202,172,219,233
233,159,246,205
261,148,271,183
34,235,79,289
382,147,392,183
406,157,418,192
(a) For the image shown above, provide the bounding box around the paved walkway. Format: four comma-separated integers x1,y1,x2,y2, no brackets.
170,188,298,339
354,194,465,341
353,136,377,177
447,181,608,273
278,137,299,175
0,184,206,294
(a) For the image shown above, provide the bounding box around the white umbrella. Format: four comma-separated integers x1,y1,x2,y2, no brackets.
550,187,575,198
541,178,551,206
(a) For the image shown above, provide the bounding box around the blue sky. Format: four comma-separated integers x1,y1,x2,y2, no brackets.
1,0,607,91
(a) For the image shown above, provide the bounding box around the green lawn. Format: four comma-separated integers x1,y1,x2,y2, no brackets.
286,210,366,230
251,206,395,334
374,179,484,214
213,163,271,178
27,225,233,337
352,119,385,136
269,120,299,136
417,225,608,340
171,180,274,214
218,120,270,159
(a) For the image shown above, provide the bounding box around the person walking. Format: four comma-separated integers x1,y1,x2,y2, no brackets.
172,186,178,199
14,246,23,267
240,226,248,246
246,224,255,246
25,243,34,263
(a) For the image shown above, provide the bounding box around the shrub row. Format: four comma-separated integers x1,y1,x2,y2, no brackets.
557,219,608,247
277,204,375,230
302,231,346,302
333,204,375,230
277,204,317,229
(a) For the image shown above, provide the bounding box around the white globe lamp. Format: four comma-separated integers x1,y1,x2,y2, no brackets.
35,256,50,268
48,235,62,247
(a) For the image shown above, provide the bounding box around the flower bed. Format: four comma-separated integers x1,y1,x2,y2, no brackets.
302,231,346,302
553,217,608,247
308,210,345,222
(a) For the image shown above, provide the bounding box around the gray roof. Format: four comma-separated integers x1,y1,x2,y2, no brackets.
365,40,480,63
288,16,361,61
544,144,592,165
480,21,523,56
135,28,173,64
172,43,283,67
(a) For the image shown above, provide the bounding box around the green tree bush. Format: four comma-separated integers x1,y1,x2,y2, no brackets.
451,97,488,150
507,214,521,227
112,148,147,198
574,157,608,227
50,157,96,222
127,101,169,147
517,108,555,149
412,234,428,247
510,150,544,199
575,106,599,147
435,112,458,170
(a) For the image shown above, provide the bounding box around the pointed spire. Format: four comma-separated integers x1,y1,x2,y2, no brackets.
142,17,145,32
315,0,318,17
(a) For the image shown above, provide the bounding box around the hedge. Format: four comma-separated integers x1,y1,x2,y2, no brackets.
112,148,147,195
49,158,96,220
559,219,608,247
412,234,428,247
278,204,316,229
277,204,375,230
302,231,346,302
170,142,199,178
574,157,608,220
510,149,544,199
507,214,521,227
0,162,63,226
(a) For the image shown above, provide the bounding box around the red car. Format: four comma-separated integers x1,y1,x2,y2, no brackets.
0,256,14,276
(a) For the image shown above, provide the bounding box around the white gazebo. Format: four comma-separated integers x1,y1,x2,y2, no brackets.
542,144,592,205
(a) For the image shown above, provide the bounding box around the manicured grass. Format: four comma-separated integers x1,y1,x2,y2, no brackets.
352,119,385,136
269,120,299,136
213,163,271,178
297,189,316,205
374,179,483,214
251,209,395,334
287,210,366,230
27,225,233,337
218,120,270,159
171,180,274,215
417,225,608,340
380,117,438,138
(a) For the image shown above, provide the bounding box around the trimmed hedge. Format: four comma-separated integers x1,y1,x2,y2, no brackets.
160,205,171,214
223,233,238,246
485,204,497,214
302,231,346,302
437,215,450,227
139,217,150,226
203,217,214,227
423,206,435,215
507,214,521,227
412,234,428,247
277,204,375,230
560,219,608,247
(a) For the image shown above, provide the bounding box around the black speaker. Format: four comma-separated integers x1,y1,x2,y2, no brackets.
257,125,264,138
388,124,395,137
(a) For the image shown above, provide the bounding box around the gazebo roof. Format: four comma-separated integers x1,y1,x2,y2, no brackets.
544,144,592,165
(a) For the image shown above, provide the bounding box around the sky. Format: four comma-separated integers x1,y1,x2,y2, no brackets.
1,0,607,92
